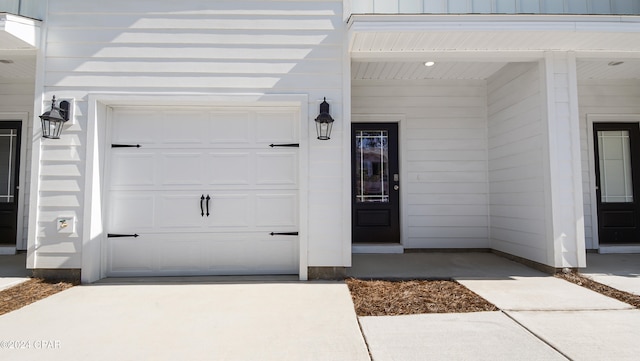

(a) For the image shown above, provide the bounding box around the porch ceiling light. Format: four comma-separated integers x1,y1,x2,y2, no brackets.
424,61,435,67
314,97,335,140
39,96,70,139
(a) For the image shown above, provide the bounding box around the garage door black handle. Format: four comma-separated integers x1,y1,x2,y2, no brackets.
206,195,211,217
200,195,205,217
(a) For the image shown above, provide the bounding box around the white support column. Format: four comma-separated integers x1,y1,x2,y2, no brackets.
542,51,586,268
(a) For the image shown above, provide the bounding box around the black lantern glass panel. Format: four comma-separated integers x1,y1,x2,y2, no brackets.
39,96,70,139
314,97,334,140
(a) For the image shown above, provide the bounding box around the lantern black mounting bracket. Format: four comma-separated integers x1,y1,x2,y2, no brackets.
40,95,72,139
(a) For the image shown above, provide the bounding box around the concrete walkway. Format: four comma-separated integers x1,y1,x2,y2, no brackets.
0,253,30,291
581,253,640,296
350,253,640,361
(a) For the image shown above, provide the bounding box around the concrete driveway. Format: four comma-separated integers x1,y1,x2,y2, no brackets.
0,280,369,361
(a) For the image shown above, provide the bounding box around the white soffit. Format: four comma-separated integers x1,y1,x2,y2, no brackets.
352,60,640,81
350,15,640,60
352,61,508,80
0,13,41,50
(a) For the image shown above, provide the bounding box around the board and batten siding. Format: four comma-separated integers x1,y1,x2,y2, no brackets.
578,79,640,249
487,62,548,262
352,79,490,248
0,74,34,250
350,0,640,14
34,0,346,269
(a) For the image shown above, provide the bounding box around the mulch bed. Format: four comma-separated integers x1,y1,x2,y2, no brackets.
346,278,498,316
555,272,640,309
0,278,77,316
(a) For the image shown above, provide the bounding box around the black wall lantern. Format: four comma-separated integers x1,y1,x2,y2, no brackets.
314,97,335,140
39,96,70,139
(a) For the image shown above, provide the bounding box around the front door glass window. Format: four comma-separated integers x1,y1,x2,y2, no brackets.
598,130,633,203
355,130,389,203
0,129,18,203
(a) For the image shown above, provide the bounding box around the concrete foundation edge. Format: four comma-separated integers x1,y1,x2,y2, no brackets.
32,269,81,283
308,267,347,280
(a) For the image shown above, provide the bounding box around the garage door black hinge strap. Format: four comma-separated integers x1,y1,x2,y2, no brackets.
107,233,140,238
269,143,299,148
270,232,299,236
112,144,141,148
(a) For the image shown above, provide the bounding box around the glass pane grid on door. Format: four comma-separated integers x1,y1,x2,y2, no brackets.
355,130,389,203
0,129,17,204
598,130,633,203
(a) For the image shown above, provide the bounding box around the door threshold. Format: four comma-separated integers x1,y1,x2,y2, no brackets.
0,246,16,255
599,245,640,254
352,243,403,254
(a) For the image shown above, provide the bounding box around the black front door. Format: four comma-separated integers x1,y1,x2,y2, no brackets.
594,123,640,244
352,123,400,243
0,121,21,246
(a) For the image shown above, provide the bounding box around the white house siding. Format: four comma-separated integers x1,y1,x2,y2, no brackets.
487,62,548,264
351,0,640,14
0,74,34,250
33,0,346,271
352,79,490,249
578,78,640,249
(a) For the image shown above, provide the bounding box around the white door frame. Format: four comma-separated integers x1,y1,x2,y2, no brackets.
586,113,640,253
82,93,309,283
0,112,29,252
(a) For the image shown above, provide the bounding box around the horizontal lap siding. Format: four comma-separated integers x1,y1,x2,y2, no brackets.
38,0,345,268
578,79,640,249
487,63,547,261
352,79,489,249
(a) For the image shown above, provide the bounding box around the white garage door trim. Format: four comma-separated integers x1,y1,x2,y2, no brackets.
82,94,309,283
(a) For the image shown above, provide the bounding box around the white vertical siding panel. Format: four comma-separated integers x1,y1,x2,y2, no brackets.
399,0,424,13
496,0,517,12
353,0,635,13
39,0,346,268
423,0,448,13
473,0,494,13
578,79,640,249
374,0,399,13
353,79,489,249
487,62,548,263
449,0,471,13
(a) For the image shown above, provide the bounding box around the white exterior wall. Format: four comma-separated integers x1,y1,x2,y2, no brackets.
352,79,490,248
487,62,548,263
351,0,640,14
31,0,347,272
578,78,640,249
0,76,34,250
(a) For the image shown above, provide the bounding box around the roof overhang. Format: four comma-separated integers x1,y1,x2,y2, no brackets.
349,14,640,62
0,13,41,50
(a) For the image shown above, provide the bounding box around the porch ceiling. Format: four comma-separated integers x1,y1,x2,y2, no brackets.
352,60,640,81
350,15,640,81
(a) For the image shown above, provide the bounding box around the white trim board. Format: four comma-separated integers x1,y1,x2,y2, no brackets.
0,112,30,252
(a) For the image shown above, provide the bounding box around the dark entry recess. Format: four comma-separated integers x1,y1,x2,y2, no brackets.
593,123,640,244
352,123,400,243
0,121,21,246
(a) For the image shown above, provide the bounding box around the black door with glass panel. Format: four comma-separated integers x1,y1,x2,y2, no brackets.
352,123,400,243
0,122,21,246
594,123,640,244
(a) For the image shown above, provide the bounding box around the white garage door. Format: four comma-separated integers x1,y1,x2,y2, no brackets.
106,107,299,277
